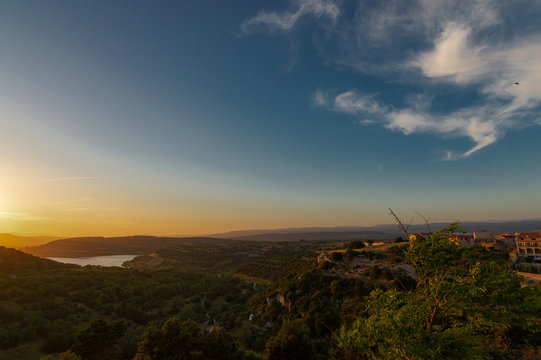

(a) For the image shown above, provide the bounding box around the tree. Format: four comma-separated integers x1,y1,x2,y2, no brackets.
344,248,358,262
347,241,365,249
135,318,240,360
135,318,203,360
330,252,343,262
203,327,240,360
265,320,315,360
72,319,125,360
331,224,530,360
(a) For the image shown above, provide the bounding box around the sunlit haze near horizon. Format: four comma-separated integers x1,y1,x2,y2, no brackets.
1,1,541,237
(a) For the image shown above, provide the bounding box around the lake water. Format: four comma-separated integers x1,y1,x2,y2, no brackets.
48,254,138,267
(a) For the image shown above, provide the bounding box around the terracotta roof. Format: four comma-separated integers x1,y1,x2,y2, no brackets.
517,232,541,238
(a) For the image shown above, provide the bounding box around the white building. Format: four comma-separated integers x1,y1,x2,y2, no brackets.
516,233,541,260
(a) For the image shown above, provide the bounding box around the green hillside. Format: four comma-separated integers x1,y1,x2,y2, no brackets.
0,231,539,360
0,246,77,272
22,236,229,258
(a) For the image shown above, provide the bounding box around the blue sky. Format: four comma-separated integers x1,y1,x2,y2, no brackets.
1,0,540,235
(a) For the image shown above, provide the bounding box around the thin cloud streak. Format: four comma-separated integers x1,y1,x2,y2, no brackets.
47,198,95,205
59,208,119,212
32,177,108,183
0,211,50,222
240,0,339,33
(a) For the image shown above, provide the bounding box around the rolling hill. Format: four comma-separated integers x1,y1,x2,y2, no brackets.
22,235,232,258
0,246,77,272
0,233,59,249
211,219,541,240
18,219,541,259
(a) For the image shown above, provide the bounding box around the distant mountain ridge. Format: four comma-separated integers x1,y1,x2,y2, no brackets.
210,219,541,240
228,230,390,242
208,226,379,238
0,233,59,249
18,219,541,258
22,236,229,258
385,220,541,235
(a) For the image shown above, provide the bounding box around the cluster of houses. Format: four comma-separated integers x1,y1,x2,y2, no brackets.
409,231,541,261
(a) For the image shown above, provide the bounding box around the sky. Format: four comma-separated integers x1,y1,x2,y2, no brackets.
1,0,541,236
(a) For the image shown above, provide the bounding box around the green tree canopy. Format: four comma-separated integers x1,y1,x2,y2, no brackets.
135,318,240,360
332,224,539,360
72,319,125,360
203,327,240,360
265,319,315,360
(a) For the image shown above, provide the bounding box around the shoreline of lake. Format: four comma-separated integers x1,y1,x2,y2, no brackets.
47,254,138,267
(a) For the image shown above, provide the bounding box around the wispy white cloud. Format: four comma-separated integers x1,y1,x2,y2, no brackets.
386,107,501,157
313,89,330,107
334,1,540,156
317,90,504,157
247,0,541,158
240,0,339,33
0,211,25,219
334,91,386,115
441,150,459,162
416,23,486,83
326,0,504,73
409,19,541,155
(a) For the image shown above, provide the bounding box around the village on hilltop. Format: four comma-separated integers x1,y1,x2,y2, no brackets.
409,231,541,261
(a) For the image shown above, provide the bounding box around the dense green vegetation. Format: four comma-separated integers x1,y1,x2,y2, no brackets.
331,225,541,360
1,229,540,360
514,256,541,274
0,247,253,359
235,255,317,281
124,240,343,273
0,246,77,272
246,268,380,358
135,318,241,360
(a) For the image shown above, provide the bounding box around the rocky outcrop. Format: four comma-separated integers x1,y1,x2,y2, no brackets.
266,292,292,312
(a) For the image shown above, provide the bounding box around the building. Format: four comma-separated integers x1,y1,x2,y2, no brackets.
474,230,510,251
516,232,541,260
449,234,475,246
447,231,514,251
474,230,497,241
498,233,517,242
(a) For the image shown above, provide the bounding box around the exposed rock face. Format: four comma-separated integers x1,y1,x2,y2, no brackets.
266,294,276,306
277,294,287,307
266,293,292,312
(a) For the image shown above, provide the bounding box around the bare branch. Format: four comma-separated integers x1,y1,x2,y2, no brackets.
414,211,431,233
406,217,414,232
388,208,410,239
